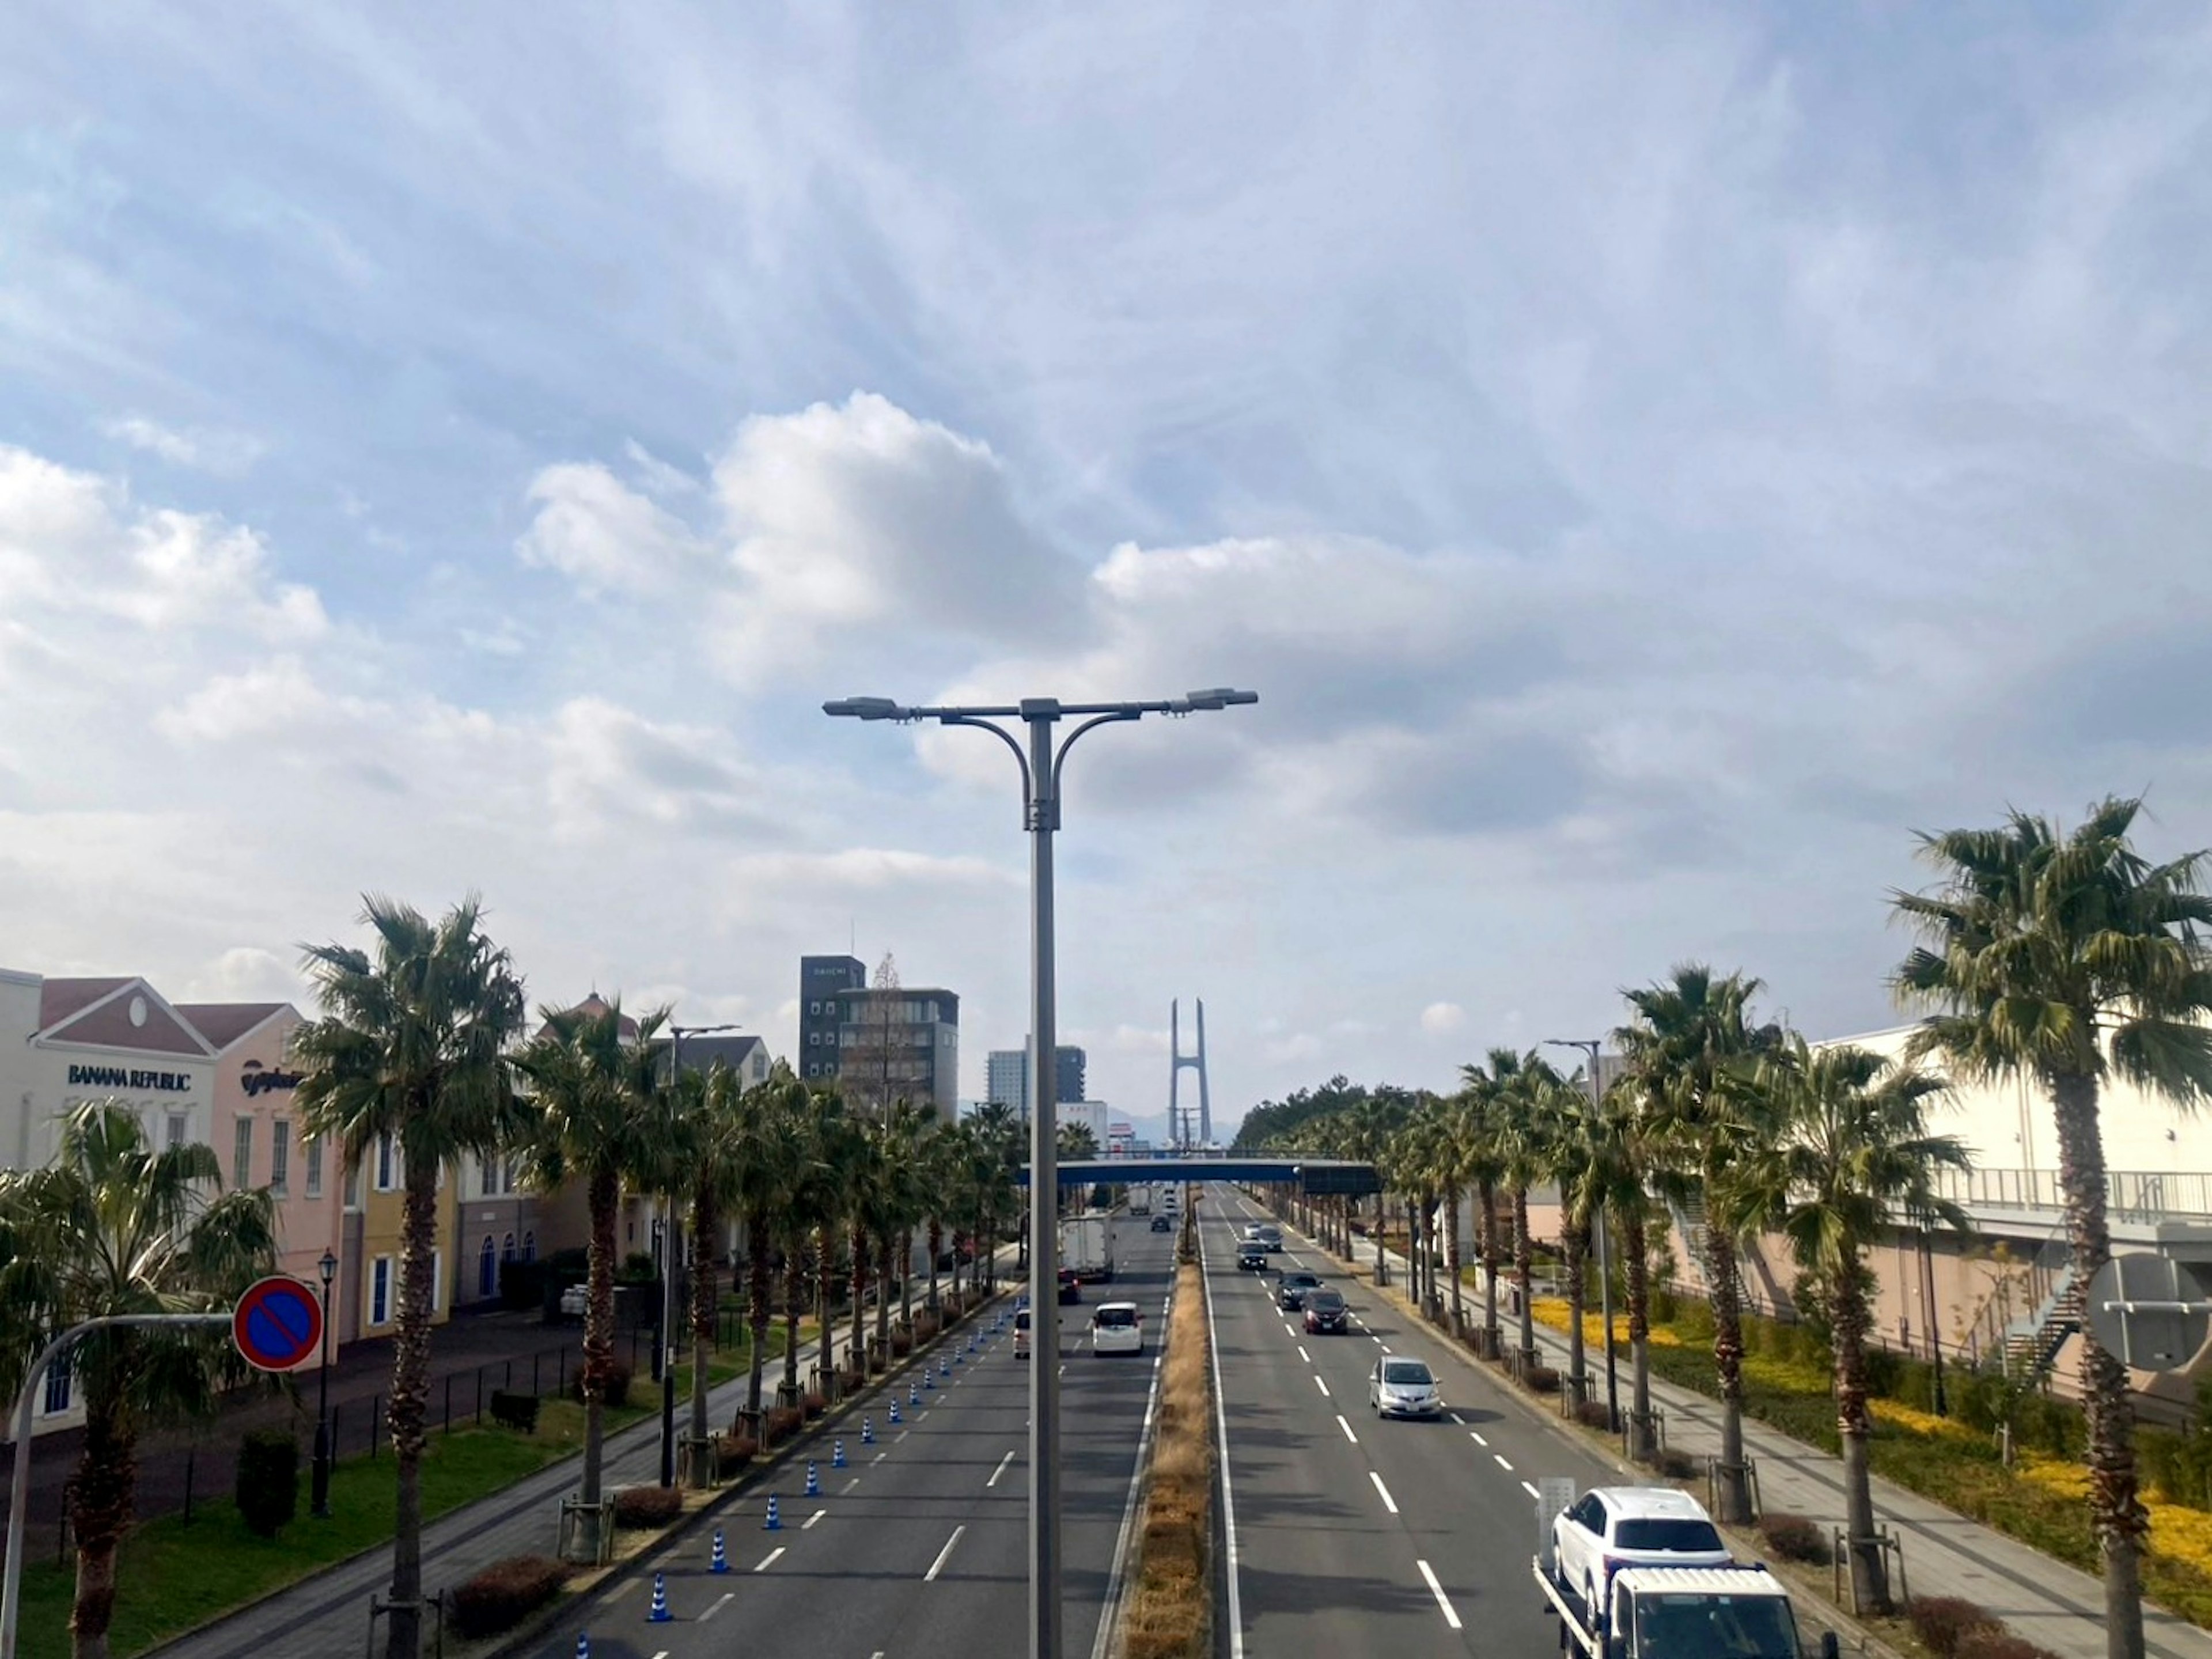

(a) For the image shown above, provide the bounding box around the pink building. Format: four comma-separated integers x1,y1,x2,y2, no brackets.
176,1002,344,1370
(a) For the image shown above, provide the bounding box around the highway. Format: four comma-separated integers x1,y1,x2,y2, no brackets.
1206,1185,1624,1658
539,1210,1178,1659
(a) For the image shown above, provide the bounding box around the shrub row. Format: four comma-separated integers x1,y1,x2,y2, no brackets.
449,1555,570,1640
1755,1512,1830,1565
1907,1595,2059,1659
612,1484,684,1529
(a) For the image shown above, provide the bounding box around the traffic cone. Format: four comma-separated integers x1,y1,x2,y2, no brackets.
862,1416,875,1445
923,1370,935,1391
940,1356,950,1377
805,1461,821,1498
833,1438,847,1468
647,1573,672,1623
764,1494,782,1531
910,1382,921,1406
575,1638,590,1659
710,1528,729,1574
953,1346,965,1366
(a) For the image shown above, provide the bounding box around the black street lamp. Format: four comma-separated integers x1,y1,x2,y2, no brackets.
310,1249,338,1518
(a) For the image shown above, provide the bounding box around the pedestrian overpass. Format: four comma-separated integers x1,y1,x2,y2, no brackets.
1014,1153,1379,1196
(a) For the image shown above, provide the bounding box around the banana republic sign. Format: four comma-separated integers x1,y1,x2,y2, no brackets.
67,1063,195,1092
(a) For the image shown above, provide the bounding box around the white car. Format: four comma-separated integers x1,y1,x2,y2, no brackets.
1091,1301,1143,1356
1551,1487,1732,1620
1367,1355,1441,1418
1013,1309,1032,1359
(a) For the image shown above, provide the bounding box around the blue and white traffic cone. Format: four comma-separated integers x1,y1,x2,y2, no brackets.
862,1416,875,1445
647,1573,672,1623
805,1460,821,1498
910,1382,922,1406
888,1398,902,1425
940,1356,950,1377
710,1527,729,1574
833,1438,847,1468
923,1369,935,1391
575,1637,590,1659
953,1346,964,1366
764,1494,782,1531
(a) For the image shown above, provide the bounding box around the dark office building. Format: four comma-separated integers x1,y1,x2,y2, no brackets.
797,954,960,1119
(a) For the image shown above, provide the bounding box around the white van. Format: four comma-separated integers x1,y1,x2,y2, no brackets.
1014,1308,1032,1359
1091,1302,1143,1357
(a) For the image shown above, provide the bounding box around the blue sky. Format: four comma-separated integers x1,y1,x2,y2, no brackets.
4,3,2210,1134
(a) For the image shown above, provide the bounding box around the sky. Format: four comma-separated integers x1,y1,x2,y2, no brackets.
3,3,2210,1140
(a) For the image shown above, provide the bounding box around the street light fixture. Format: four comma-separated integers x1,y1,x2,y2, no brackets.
825,686,1257,1659
1546,1037,1620,1434
311,1249,339,1518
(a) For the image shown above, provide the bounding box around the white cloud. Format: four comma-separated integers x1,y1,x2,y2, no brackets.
517,461,707,595
1419,1002,1466,1036
100,415,264,476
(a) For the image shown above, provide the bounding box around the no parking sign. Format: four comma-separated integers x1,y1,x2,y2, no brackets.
232,1275,324,1373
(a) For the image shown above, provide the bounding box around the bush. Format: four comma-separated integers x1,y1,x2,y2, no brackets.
1524,1366,1561,1395
1955,1635,2061,1659
1908,1596,2002,1658
803,1391,827,1420
715,1434,759,1478
841,1369,868,1394
891,1331,914,1358
449,1554,569,1640
612,1484,684,1529
571,1359,633,1410
914,1312,941,1342
765,1406,803,1444
1573,1400,1613,1429
1653,1448,1700,1480
1861,1345,1904,1399
489,1390,539,1433
234,1429,298,1539
1756,1512,1830,1565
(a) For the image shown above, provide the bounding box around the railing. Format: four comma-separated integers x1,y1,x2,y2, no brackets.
1929,1168,2212,1224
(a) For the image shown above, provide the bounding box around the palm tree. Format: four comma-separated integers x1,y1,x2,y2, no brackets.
293,895,526,1658
679,1060,744,1484
1617,963,1782,1525
1487,1050,1554,1374
730,1067,806,1423
807,1090,859,1386
778,1100,834,1405
513,998,677,1544
1893,798,2212,1658
1588,1080,1661,1459
1453,1073,1509,1359
0,1104,276,1659
1058,1119,1099,1160
1539,1072,1599,1412
1727,1036,1971,1612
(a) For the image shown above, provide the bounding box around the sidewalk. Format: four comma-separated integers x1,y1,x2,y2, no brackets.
1287,1215,2212,1659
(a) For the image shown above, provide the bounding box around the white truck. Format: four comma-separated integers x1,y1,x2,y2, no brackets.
1128,1187,1151,1216
1533,1484,1836,1659
1059,1214,1113,1282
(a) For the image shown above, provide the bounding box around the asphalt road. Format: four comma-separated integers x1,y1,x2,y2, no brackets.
1207,1186,1627,1659
540,1211,1179,1659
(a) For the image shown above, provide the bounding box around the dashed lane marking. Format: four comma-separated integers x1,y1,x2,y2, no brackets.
700,1591,734,1622
1336,1414,1358,1444
989,1449,1017,1488
1469,1430,1488,1446
924,1524,966,1582
843,1476,860,1493
805,1509,826,1529
1314,1375,1331,1398
1494,1453,1514,1472
1297,1345,1311,1362
1521,1480,1541,1500
1370,1471,1399,1514
1416,1559,1463,1631
755,1546,785,1572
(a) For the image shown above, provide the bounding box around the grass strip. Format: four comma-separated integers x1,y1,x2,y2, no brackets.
1120,1260,1214,1659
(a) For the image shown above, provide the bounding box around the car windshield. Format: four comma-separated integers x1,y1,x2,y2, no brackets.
1306,1291,1343,1310
1095,1308,1137,1328
1015,1312,1030,1330
1634,1593,1796,1658
1382,1360,1433,1385
1615,1519,1726,1552
1286,1274,1319,1287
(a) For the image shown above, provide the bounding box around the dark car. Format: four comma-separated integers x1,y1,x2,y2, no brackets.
1150,1214,1172,1233
1058,1267,1082,1305
1302,1288,1348,1333
1275,1271,1324,1310
1236,1243,1269,1271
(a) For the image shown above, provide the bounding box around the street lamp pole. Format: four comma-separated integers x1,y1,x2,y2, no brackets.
311,1249,338,1517
827,687,1256,1659
1547,1037,1619,1434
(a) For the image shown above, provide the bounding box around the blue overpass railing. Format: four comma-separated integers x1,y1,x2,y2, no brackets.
1015,1155,1378,1196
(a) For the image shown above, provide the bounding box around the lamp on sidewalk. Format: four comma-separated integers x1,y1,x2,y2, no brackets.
310,1249,338,1518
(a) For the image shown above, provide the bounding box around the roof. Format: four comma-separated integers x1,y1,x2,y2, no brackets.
535,994,641,1042
173,1003,294,1051
36,978,215,1057
1610,1566,1785,1598
1591,1487,1715,1520
39,978,133,1028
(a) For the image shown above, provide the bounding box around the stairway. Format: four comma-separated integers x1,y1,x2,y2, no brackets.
2002,1268,2083,1380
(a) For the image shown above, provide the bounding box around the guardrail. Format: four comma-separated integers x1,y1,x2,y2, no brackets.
1929,1167,2212,1224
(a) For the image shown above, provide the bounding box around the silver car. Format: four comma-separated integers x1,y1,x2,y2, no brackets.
1367,1355,1441,1418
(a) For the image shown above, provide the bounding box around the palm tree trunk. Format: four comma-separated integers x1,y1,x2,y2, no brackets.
687,1191,718,1486
1513,1185,1537,1372
817,1224,841,1395
580,1170,618,1510
850,1224,869,1373
875,1237,893,1356
781,1247,805,1401
1707,1228,1753,1525
67,1379,135,1659
1479,1179,1502,1359
1623,1207,1656,1461
744,1207,772,1421
1563,1219,1589,1411
2054,1070,2148,1659
1831,1259,1890,1611
384,1151,442,1658
1445,1187,1464,1335
928,1218,943,1312
899,1227,916,1325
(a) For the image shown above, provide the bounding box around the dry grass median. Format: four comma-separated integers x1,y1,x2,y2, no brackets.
1120,1260,1214,1659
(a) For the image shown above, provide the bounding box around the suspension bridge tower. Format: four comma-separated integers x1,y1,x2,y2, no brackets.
1168,998,1211,1148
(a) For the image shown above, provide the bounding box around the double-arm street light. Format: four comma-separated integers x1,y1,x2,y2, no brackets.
825,687,1257,1659
1545,1036,1619,1433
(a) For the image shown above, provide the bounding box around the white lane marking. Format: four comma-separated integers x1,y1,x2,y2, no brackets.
1335,1414,1358,1444
700,1590,734,1622
1448,1411,1465,1425
755,1545,785,1571
873,1451,887,1464
1521,1480,1541,1499
1494,1453,1514,1472
1469,1430,1488,1446
923,1524,966,1581
989,1449,1017,1487
1371,1334,1384,1344
651,1652,668,1659
897,1429,910,1442
1369,1470,1399,1514
1416,1559,1463,1630
843,1475,860,1493
1314,1374,1331,1397
804,1508,826,1529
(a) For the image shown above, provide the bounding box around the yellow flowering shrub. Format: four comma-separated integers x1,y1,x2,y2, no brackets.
1530,1298,1681,1349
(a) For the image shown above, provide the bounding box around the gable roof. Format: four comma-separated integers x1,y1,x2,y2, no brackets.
533,994,642,1043
173,1002,295,1052
37,978,217,1058
39,978,134,1028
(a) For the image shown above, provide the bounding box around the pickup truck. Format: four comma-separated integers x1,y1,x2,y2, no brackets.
1534,1486,1836,1659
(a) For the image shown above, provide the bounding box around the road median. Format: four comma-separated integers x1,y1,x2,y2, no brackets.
1115,1257,1215,1659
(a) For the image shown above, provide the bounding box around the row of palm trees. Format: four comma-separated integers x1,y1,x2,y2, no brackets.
1251,797,2212,1659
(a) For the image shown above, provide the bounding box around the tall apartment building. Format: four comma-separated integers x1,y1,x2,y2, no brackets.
984,1042,1086,1116
797,955,960,1118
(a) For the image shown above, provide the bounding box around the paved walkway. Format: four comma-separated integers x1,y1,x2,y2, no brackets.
1293,1220,2212,1659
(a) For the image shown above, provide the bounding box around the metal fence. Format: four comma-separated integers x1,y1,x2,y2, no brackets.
1928,1166,2212,1224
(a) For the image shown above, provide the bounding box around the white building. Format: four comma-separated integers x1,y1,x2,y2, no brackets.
1056,1099,1110,1149
0,972,218,1172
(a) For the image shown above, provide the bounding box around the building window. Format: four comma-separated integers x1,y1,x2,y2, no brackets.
478,1236,497,1300
432,1249,444,1313
522,1230,536,1263
480,1157,497,1197
376,1131,396,1191
233,1118,253,1190
502,1231,516,1262
305,1135,323,1198
503,1157,520,1194
43,1345,72,1416
166,1112,188,1151
370,1257,391,1326
344,1157,362,1211
806,1031,819,1047
270,1120,290,1195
